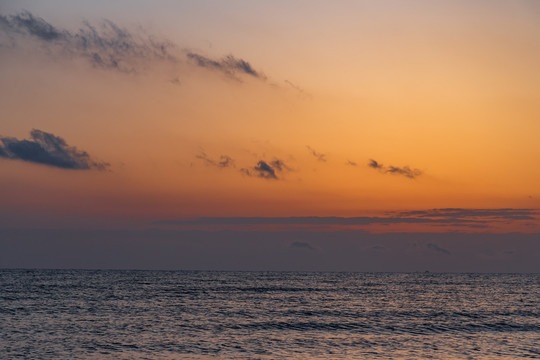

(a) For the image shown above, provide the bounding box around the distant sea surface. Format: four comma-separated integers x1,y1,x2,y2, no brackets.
1,270,539,359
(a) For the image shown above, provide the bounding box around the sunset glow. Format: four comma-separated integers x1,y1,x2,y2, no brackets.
1,1,539,271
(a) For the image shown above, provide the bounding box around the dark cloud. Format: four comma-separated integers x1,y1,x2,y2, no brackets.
1,11,66,41
347,160,357,166
368,159,382,169
240,159,290,180
306,146,326,162
2,11,272,83
1,11,177,73
196,152,234,168
368,159,422,179
0,129,109,170
186,52,265,80
241,160,277,179
386,165,422,179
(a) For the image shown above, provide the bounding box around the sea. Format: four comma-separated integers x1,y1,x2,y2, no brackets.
1,270,539,359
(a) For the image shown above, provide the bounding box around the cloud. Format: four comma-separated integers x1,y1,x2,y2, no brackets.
427,243,451,255
0,11,66,41
386,165,422,179
269,159,290,172
1,11,267,81
186,52,265,80
306,146,326,162
0,129,109,170
241,160,277,179
156,215,476,226
395,208,538,221
240,159,290,180
155,208,540,232
284,80,311,99
1,11,177,73
368,159,422,179
347,160,357,166
368,159,383,169
196,152,234,168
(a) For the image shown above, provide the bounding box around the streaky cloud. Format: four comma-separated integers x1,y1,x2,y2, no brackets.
155,208,540,231
186,52,265,80
155,215,482,226
1,11,177,73
196,152,234,168
395,208,538,221
0,129,109,170
1,11,66,41
1,11,272,82
306,146,326,162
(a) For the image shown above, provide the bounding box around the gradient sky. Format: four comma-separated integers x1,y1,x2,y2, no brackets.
1,1,539,271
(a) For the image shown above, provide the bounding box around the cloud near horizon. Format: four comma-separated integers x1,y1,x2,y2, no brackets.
393,208,538,221
0,129,109,170
368,159,422,179
154,208,540,232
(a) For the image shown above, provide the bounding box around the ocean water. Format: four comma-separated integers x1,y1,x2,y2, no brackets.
1,270,539,359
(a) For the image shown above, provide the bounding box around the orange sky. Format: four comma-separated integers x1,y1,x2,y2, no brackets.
1,0,539,233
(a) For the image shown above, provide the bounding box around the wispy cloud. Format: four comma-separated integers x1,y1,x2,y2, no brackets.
155,208,540,232
0,129,109,170
196,152,234,168
240,159,290,180
368,159,422,179
284,80,311,99
269,159,290,172
346,160,357,166
306,146,326,162
394,208,538,221
186,52,265,80
1,11,177,73
156,215,476,226
1,11,267,81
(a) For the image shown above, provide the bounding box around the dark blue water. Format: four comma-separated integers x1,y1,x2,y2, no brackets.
1,270,539,359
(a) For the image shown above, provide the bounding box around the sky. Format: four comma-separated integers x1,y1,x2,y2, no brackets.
1,1,539,271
